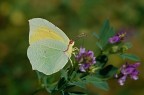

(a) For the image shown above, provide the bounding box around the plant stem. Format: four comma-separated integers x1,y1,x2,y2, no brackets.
31,87,44,95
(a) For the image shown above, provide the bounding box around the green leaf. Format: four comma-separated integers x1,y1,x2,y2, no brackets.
98,20,116,49
69,71,77,80
93,20,116,50
57,77,67,89
36,70,45,82
70,75,109,91
61,69,68,80
104,66,118,78
99,65,118,78
43,76,52,93
62,91,65,95
69,80,86,89
124,42,133,48
36,71,54,93
93,32,100,39
99,20,110,38
119,53,140,61
43,76,59,93
96,42,103,50
85,76,109,91
36,71,60,93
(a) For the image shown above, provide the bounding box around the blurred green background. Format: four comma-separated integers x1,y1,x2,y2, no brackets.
0,0,144,95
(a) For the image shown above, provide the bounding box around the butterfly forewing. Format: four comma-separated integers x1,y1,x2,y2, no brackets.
29,18,69,45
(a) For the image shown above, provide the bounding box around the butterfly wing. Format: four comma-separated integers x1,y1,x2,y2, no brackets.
29,18,69,45
27,39,68,75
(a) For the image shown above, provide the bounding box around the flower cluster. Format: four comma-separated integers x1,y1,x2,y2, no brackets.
109,31,126,44
115,62,140,85
75,48,96,72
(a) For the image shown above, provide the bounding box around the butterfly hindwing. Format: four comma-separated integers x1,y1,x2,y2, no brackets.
27,40,68,75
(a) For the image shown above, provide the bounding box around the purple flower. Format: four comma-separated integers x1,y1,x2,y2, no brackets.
115,62,140,86
109,36,120,44
116,30,127,40
109,31,126,44
79,64,90,72
118,75,127,86
75,47,96,72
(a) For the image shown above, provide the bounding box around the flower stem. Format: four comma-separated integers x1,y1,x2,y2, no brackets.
31,87,44,95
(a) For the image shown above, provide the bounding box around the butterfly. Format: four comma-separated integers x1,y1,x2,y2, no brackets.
27,18,74,75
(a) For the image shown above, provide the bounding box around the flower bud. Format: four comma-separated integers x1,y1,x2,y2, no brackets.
120,45,128,53
88,66,98,73
110,46,119,53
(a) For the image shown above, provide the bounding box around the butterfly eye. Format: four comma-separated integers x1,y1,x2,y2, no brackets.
69,40,74,44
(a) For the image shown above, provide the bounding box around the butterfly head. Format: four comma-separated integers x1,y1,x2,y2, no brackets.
69,40,74,45
65,40,74,57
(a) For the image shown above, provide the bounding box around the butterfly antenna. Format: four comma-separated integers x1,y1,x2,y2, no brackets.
73,33,87,47
73,33,87,41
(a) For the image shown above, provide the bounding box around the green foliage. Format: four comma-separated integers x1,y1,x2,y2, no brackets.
98,65,118,78
96,55,108,67
36,71,59,93
61,69,68,81
124,42,133,49
69,80,86,89
85,76,109,91
119,53,140,61
96,42,103,50
93,32,100,39
104,66,118,78
93,20,116,50
69,75,109,91
68,92,87,95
